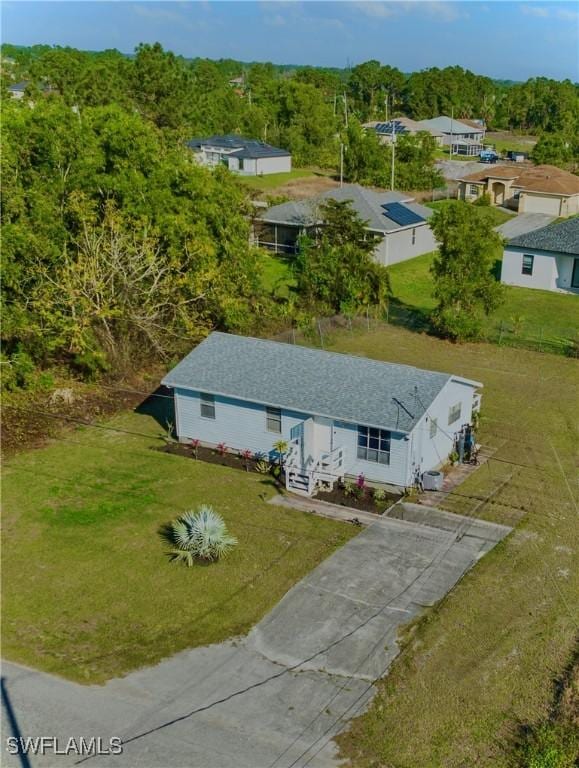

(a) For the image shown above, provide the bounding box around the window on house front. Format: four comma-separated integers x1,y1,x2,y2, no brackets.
448,403,462,426
430,418,438,439
200,393,215,419
522,254,534,276
469,184,479,196
357,426,391,464
411,227,416,245
266,406,282,433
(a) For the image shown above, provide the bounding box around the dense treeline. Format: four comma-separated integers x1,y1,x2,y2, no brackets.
1,97,271,384
2,44,578,162
1,43,578,388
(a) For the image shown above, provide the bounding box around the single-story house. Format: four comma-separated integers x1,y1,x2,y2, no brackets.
162,332,482,496
363,117,444,146
501,217,579,293
417,116,485,155
254,184,437,265
187,135,291,176
7,80,29,99
458,164,579,216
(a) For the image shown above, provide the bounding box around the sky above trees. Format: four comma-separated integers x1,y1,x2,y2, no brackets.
3,1,578,82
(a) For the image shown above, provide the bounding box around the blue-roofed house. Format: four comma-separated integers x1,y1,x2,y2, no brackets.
254,184,437,265
187,135,291,175
162,333,482,495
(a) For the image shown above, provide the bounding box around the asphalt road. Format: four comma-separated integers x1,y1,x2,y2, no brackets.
2,505,510,768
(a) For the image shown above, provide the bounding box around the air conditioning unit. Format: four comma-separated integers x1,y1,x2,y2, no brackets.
423,470,444,491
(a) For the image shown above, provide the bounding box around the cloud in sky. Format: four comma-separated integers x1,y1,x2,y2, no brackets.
521,3,579,20
355,1,466,23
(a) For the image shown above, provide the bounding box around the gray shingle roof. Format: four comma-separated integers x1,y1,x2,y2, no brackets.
508,217,579,256
259,184,432,233
162,333,479,433
418,116,484,135
187,135,290,159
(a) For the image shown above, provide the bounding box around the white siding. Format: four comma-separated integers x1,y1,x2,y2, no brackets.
173,378,479,489
331,421,411,487
411,379,478,477
254,155,292,175
501,247,579,293
373,224,437,267
174,389,308,459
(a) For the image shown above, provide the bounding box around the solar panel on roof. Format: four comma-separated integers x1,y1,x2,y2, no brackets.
375,121,408,135
382,202,424,226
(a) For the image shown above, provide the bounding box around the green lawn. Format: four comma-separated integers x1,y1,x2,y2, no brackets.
425,199,515,227
259,252,296,298
239,168,318,191
322,325,578,768
388,250,579,354
1,413,355,683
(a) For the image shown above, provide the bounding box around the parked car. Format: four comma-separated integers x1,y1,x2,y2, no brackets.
479,148,499,163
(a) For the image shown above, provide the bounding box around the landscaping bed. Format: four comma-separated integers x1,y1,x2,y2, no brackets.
316,483,400,514
163,443,401,515
163,441,264,472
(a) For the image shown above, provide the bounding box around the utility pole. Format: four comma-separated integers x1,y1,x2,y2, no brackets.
340,142,344,188
390,120,396,191
384,94,388,122
343,92,348,128
248,89,252,107
450,106,454,158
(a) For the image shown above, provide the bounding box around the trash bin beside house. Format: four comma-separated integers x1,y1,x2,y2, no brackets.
423,470,444,491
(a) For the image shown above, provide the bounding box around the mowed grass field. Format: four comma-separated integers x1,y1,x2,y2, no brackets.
1,414,355,683
388,251,579,353
239,167,317,191
323,325,578,767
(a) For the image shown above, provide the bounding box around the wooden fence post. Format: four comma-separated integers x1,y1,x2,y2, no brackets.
317,319,325,348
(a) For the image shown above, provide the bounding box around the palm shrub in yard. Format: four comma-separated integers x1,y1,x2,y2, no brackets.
169,506,238,565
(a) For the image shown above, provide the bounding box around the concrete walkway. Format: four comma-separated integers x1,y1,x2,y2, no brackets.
418,444,496,508
2,507,511,768
269,492,384,526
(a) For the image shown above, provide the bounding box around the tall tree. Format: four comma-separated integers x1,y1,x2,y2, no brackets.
293,200,390,315
429,202,504,341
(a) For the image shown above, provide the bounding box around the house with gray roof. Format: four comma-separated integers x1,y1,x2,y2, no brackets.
187,135,291,176
501,217,579,294
162,332,482,495
254,184,437,266
417,116,485,156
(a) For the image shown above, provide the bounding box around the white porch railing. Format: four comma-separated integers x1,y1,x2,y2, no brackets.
285,439,345,496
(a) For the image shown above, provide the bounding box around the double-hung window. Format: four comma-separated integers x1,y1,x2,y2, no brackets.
200,392,215,419
522,254,534,276
469,184,479,196
448,403,461,426
266,406,282,433
357,426,391,465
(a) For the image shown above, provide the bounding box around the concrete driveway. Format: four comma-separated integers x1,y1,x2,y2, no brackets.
2,505,510,768
495,212,555,239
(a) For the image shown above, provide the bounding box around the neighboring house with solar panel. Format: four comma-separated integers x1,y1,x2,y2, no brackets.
501,217,579,294
162,332,482,496
364,117,444,146
254,184,436,265
187,135,291,175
